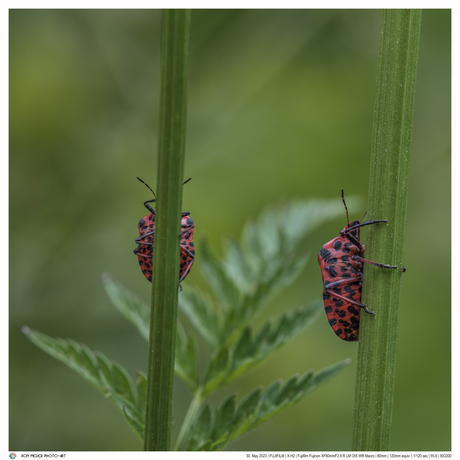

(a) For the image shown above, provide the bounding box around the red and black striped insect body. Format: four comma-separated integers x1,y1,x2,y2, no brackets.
317,191,398,341
133,177,195,289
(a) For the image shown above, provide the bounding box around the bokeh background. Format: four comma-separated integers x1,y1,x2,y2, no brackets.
9,9,450,451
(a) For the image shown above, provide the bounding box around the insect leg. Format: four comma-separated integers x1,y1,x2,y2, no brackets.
324,289,374,314
135,230,154,244
354,256,397,269
341,220,388,247
133,251,151,258
143,199,156,214
324,276,362,290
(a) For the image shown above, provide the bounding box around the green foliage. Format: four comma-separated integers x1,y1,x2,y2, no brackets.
25,196,354,450
102,273,200,393
187,360,350,451
180,198,360,349
201,302,322,396
175,321,199,392
102,273,149,341
22,326,146,440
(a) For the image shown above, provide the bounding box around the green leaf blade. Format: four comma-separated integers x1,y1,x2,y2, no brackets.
204,301,323,393
187,403,213,451
196,362,349,451
200,237,240,307
102,273,150,341
178,287,222,348
23,327,144,436
175,322,199,391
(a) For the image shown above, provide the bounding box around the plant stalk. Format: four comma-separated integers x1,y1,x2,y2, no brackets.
352,9,421,451
143,9,191,451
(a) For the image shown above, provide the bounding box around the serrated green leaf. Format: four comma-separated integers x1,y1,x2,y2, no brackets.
256,379,282,420
65,339,84,365
200,237,240,307
122,404,144,440
178,287,223,348
226,387,262,443
188,197,356,355
23,329,69,363
255,198,362,253
102,273,150,341
23,327,145,438
223,237,254,291
276,374,300,405
212,394,236,441
202,347,230,395
234,387,262,424
175,321,199,391
309,359,352,391
101,275,201,390
185,336,199,388
241,221,264,268
231,327,254,368
79,344,102,384
294,370,315,395
95,352,113,389
191,362,350,451
253,321,272,346
110,391,141,416
111,362,137,406
187,403,213,451
136,370,147,410
203,301,322,394
233,252,310,326
221,197,360,316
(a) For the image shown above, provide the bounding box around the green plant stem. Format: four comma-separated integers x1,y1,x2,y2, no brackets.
143,9,191,451
352,9,421,451
174,387,204,451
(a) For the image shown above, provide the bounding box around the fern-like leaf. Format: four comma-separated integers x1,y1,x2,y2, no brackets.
175,321,199,391
103,274,200,391
102,273,150,341
202,300,323,395
22,326,145,439
188,360,350,451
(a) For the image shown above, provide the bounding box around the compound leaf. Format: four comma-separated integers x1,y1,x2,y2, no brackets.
200,238,240,308
202,300,322,395
175,321,199,391
22,327,145,439
178,287,223,348
189,360,350,451
187,402,213,451
102,273,150,341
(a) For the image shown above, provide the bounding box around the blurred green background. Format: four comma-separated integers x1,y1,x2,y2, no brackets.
9,9,450,451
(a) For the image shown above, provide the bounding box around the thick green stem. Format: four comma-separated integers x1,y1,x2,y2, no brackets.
143,9,191,451
352,9,421,451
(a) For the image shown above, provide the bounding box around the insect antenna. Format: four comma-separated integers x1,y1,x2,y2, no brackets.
341,189,350,225
137,176,191,200
360,210,368,222
137,177,156,198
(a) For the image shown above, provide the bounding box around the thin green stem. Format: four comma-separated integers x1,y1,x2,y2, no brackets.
352,9,421,451
143,9,191,451
174,387,204,451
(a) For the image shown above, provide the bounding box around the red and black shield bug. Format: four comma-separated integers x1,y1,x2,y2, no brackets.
133,177,195,289
317,190,398,341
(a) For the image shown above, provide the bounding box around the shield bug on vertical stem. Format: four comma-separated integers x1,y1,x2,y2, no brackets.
134,177,195,289
318,190,399,341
